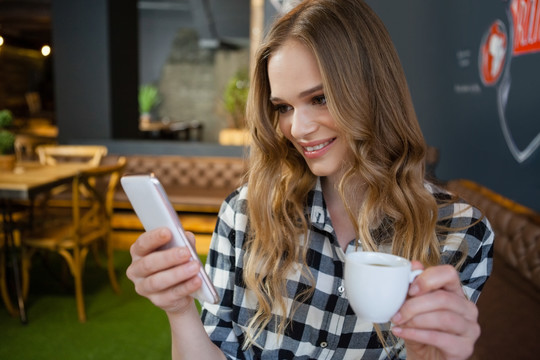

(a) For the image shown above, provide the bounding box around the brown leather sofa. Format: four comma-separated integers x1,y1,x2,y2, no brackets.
107,154,248,213
446,179,540,360
103,154,247,251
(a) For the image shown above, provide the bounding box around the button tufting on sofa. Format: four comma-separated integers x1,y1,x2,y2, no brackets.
446,179,540,360
106,154,248,254
114,154,248,213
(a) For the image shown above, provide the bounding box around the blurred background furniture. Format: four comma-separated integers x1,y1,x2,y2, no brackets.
139,119,204,141
35,145,109,206
37,145,107,166
20,156,126,322
25,92,42,117
0,230,18,317
1,160,105,323
14,133,57,162
446,179,540,360
114,154,247,213
110,154,247,253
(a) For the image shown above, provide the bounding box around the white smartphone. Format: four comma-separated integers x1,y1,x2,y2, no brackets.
120,173,220,304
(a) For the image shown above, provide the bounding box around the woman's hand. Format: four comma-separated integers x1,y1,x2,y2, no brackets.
126,227,203,315
390,262,480,360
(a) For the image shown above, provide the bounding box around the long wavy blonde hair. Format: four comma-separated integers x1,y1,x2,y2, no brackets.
243,0,443,347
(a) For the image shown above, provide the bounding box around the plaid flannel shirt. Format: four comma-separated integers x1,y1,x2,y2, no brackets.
201,179,494,359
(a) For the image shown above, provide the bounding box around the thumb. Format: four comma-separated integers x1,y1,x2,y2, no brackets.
410,260,424,271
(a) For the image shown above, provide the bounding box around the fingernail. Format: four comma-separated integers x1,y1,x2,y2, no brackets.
391,326,402,335
187,260,200,272
159,228,169,238
409,284,419,296
177,247,188,258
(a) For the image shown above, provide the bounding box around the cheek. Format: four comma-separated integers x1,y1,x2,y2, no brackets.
278,118,292,141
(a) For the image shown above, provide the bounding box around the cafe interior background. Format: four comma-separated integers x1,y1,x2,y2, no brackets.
1,0,538,209
0,0,539,359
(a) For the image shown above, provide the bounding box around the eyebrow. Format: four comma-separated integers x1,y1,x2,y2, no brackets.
269,84,323,103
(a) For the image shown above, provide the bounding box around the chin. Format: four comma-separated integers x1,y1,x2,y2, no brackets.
307,164,337,178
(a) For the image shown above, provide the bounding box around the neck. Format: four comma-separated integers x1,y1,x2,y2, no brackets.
321,176,357,251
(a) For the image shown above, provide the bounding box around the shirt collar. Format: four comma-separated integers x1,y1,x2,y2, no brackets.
307,178,335,234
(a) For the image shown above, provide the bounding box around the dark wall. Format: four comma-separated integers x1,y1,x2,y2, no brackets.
50,0,539,211
366,0,540,212
52,0,139,142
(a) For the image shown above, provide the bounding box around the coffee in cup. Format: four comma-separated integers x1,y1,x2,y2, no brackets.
344,251,422,323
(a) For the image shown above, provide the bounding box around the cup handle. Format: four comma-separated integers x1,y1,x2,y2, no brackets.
409,269,423,283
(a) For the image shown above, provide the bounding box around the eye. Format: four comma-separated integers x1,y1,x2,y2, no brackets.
273,103,292,114
312,95,327,106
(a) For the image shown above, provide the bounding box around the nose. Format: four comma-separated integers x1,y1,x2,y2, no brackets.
290,107,318,140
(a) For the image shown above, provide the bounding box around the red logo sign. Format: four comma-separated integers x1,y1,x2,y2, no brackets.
510,0,540,55
480,21,508,86
479,0,540,163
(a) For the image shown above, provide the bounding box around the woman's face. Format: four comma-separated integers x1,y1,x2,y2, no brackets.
268,39,352,180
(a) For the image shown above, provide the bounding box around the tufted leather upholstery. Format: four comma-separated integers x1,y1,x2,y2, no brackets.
447,179,540,289
446,179,540,360
113,155,248,213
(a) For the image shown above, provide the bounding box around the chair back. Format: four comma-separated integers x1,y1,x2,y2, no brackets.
25,92,42,115
14,134,57,161
36,145,108,166
71,156,127,235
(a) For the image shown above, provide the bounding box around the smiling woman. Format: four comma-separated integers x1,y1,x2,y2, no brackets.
269,39,351,181
124,1,493,360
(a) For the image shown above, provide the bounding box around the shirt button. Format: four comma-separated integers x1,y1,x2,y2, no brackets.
320,341,328,348
338,285,345,295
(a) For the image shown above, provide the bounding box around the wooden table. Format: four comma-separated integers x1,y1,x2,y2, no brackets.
139,119,203,141
0,162,91,199
0,162,92,323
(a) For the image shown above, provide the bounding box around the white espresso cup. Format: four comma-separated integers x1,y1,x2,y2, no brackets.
344,251,422,323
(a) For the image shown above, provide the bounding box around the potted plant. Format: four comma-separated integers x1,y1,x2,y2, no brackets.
219,69,250,146
0,109,16,171
138,84,159,124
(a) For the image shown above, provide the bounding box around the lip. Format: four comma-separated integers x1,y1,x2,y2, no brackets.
299,138,336,159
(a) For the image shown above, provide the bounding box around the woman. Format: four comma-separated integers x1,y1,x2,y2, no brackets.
127,1,493,359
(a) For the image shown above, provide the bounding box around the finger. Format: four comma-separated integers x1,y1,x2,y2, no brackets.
392,323,479,359
130,227,172,259
135,259,201,296
185,231,197,248
393,289,478,325
395,309,472,336
148,274,203,313
410,260,424,271
408,264,463,298
127,245,192,281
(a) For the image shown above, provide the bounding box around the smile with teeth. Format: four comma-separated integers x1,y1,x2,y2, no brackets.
303,139,334,152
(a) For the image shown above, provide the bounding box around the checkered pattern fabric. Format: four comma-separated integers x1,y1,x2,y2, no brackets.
201,180,494,359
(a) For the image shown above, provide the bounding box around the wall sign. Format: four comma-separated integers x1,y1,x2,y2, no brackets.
479,0,540,163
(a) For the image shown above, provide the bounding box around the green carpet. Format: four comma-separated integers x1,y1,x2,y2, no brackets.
0,250,204,360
